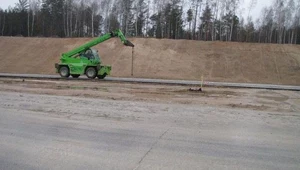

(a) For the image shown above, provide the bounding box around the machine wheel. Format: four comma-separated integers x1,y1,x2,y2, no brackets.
59,66,70,78
71,74,80,78
97,73,107,79
86,67,97,79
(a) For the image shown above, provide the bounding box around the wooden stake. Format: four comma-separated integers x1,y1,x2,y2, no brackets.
201,75,204,89
131,47,134,76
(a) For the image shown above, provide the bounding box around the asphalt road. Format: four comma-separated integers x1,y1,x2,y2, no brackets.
0,73,299,91
0,91,300,170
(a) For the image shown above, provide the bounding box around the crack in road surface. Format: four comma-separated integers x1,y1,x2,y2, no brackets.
133,128,170,170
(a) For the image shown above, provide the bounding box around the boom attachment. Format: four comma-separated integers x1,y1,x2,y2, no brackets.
111,30,135,47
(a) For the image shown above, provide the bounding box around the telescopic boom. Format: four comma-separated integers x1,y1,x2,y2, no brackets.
61,29,134,59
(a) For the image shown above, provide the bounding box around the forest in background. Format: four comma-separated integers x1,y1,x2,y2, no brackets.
0,0,299,44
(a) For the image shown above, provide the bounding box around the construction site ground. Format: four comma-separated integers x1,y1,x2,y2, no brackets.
0,37,300,85
0,78,300,169
1,36,300,169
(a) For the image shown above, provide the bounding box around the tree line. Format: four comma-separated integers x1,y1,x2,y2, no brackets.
0,0,299,44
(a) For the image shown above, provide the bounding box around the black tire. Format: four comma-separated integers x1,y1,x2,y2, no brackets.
71,74,80,78
86,67,97,79
97,73,107,79
59,66,70,78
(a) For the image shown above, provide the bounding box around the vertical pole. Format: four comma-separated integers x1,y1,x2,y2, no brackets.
201,75,204,89
131,47,134,76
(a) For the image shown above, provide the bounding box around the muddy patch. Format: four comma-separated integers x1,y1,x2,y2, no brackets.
227,103,270,111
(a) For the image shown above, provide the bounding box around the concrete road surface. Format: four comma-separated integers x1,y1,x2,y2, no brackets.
0,91,300,170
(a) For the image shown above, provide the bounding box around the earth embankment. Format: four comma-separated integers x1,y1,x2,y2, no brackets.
0,37,299,85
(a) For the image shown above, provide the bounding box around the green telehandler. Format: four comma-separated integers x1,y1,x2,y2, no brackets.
55,29,134,79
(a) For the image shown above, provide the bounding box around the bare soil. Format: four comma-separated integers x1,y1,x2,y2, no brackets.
0,78,299,113
0,37,300,85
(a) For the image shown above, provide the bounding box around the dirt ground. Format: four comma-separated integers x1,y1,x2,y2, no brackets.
0,78,299,114
0,37,299,85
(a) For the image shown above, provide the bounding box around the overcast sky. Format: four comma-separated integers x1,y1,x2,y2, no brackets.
0,0,273,19
0,0,19,10
242,0,273,19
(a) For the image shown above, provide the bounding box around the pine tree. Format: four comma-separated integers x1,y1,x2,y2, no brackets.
134,0,148,37
41,0,64,37
108,4,120,31
200,4,212,41
187,9,193,32
163,0,184,39
119,0,134,36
